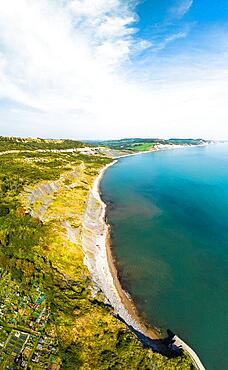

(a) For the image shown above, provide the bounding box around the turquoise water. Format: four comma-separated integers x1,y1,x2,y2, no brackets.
101,144,228,370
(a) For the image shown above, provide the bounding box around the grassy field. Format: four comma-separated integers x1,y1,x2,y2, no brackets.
129,142,156,152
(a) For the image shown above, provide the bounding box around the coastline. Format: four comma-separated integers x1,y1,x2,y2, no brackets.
82,160,160,340
105,224,161,339
114,143,209,159
82,151,206,370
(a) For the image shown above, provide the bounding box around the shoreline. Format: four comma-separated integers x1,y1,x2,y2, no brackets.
105,225,161,339
82,160,160,339
114,142,209,159
82,149,206,370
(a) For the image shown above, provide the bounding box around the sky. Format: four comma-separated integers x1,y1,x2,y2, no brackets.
0,0,228,140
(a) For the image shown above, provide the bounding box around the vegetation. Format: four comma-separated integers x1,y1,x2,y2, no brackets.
85,137,209,152
0,136,88,151
0,137,195,369
128,142,156,152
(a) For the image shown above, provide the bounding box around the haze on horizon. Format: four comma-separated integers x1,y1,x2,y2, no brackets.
0,0,228,140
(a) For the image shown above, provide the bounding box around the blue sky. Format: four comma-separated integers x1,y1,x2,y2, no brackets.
0,0,228,139
134,1,228,66
136,0,228,41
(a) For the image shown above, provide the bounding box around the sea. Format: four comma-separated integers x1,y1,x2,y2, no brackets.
100,143,228,370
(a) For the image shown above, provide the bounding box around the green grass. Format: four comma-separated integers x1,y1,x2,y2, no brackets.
128,142,156,152
0,136,88,151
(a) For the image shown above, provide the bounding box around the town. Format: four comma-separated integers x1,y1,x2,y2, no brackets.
0,271,61,369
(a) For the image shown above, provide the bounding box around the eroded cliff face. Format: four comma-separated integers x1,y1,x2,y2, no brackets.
26,181,60,220
23,166,84,222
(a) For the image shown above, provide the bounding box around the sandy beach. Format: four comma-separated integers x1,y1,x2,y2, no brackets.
81,160,160,340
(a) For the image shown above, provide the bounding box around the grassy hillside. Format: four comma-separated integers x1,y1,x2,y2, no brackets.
0,137,194,369
0,136,87,152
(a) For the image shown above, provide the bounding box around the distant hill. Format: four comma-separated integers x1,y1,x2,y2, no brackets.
85,138,210,152
0,136,88,151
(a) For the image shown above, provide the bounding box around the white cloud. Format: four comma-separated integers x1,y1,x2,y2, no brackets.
169,0,193,18
69,0,118,18
0,0,228,140
151,31,188,52
0,0,141,110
